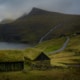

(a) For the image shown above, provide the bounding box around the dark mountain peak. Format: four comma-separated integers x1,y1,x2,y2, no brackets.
31,7,44,11
28,7,50,15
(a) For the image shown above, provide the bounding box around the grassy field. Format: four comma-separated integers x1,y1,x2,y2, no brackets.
35,37,66,53
66,35,80,50
50,35,80,68
0,68,80,80
0,35,80,80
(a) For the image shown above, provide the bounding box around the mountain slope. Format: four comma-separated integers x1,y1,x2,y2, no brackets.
33,35,80,67
0,7,80,43
0,19,14,24
51,35,80,67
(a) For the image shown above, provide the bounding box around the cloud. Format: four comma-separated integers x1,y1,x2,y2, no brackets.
0,0,80,21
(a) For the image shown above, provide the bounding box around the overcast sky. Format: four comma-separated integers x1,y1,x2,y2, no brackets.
0,0,80,21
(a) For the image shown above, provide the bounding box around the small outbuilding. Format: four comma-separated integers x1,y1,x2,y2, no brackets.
24,48,51,70
0,50,24,72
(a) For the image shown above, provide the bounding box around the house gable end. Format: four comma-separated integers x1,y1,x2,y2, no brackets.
34,52,50,61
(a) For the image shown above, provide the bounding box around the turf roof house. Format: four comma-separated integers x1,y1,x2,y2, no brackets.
24,48,51,70
0,50,24,71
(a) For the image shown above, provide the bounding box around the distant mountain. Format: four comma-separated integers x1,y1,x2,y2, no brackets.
0,19,14,24
0,7,80,44
17,8,63,20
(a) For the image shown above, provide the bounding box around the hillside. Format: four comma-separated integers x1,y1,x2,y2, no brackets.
0,19,14,24
49,35,80,67
0,36,80,80
35,37,66,53
22,34,80,67
31,35,80,67
0,7,80,43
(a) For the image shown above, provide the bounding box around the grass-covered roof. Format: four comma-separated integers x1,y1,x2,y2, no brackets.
0,50,24,62
24,48,49,60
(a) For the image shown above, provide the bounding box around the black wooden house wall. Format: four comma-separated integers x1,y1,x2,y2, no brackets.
0,61,24,72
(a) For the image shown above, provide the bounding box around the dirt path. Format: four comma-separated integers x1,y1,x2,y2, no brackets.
48,37,70,54
39,24,62,43
39,24,70,54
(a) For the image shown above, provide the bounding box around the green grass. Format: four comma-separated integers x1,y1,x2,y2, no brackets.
50,35,80,67
66,35,80,50
0,50,23,61
35,37,66,53
23,35,80,68
0,35,80,80
0,68,80,80
24,48,44,60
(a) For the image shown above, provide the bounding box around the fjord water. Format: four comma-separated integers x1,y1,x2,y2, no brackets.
0,42,30,50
